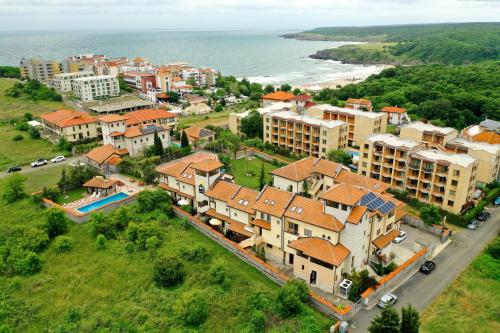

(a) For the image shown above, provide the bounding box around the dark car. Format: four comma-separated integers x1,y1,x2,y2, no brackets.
467,219,482,230
477,211,490,222
7,165,21,173
420,261,436,274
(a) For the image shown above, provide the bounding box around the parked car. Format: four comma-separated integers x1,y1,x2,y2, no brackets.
495,197,500,206
377,293,398,308
31,159,48,167
51,155,65,163
7,165,21,173
467,219,482,230
477,210,490,222
393,230,408,243
419,260,436,274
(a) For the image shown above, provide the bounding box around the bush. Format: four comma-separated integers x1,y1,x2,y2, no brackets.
277,279,309,316
9,249,42,276
41,186,60,202
43,208,68,239
153,255,185,287
19,227,49,252
28,127,40,139
180,245,211,263
96,234,106,250
90,212,116,239
175,291,209,326
209,260,229,286
125,222,164,251
2,174,27,203
53,236,74,253
250,310,266,333
486,238,500,260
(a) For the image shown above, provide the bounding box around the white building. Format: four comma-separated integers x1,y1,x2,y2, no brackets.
51,71,95,92
72,75,120,101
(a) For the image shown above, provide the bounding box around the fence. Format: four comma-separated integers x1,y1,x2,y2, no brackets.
171,206,353,322
360,248,428,308
403,215,451,242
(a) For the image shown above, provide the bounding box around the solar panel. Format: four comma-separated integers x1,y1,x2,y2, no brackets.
360,192,377,205
372,198,385,208
379,202,396,214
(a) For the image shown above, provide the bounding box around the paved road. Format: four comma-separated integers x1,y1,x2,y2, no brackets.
350,205,500,332
0,155,84,179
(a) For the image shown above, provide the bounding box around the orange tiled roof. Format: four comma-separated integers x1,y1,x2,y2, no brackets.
83,177,119,189
472,131,500,145
262,91,295,101
372,229,400,249
335,169,390,193
288,237,350,266
346,205,368,225
381,106,406,114
320,183,366,206
227,220,254,238
85,144,128,165
125,108,176,126
191,159,223,172
285,195,344,232
206,180,240,202
98,114,128,123
250,219,271,230
156,160,190,176
227,187,260,214
290,94,312,102
183,126,214,141
347,98,371,106
271,157,342,181
159,183,194,199
253,186,294,217
41,109,96,128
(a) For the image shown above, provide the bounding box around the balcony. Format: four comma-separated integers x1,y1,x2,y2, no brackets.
408,163,421,170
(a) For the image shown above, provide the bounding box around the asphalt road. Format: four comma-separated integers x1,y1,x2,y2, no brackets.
350,205,500,332
1,155,84,179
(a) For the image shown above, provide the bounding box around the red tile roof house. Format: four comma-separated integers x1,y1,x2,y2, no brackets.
40,109,99,142
261,91,296,107
346,98,373,111
380,106,411,125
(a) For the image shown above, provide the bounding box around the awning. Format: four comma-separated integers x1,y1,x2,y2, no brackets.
227,220,254,238
372,229,400,249
209,218,222,226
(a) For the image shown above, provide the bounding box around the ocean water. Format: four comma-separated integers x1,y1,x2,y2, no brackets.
0,29,383,86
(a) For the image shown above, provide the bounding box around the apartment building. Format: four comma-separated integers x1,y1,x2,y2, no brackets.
400,121,458,148
98,114,171,156
462,119,500,145
123,71,157,93
20,58,62,82
63,54,104,73
124,108,177,128
229,102,294,135
72,75,119,101
359,134,421,190
307,104,387,148
263,110,348,158
94,58,128,77
445,138,500,184
51,71,95,92
346,98,373,111
40,109,98,142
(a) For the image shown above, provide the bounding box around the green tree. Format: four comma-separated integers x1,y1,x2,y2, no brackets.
327,149,353,165
369,306,401,333
250,310,266,333
96,234,106,250
153,255,185,287
420,204,441,226
264,84,275,93
43,208,69,239
118,77,133,92
2,174,27,203
258,163,266,190
180,130,190,148
153,131,164,156
175,290,209,326
214,104,224,112
293,88,301,95
240,110,263,139
53,236,74,253
277,279,309,316
280,84,292,92
401,304,420,333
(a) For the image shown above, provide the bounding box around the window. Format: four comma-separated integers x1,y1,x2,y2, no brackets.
449,190,456,196
448,200,454,207
301,265,304,270
453,170,460,177
266,243,273,249
276,234,280,238
341,204,348,211
451,180,458,186
304,229,312,237
322,139,326,144
376,229,380,235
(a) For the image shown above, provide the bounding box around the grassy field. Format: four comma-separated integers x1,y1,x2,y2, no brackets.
0,124,67,171
57,186,86,204
0,78,66,121
179,109,232,128
230,157,278,190
0,168,332,332
420,237,500,333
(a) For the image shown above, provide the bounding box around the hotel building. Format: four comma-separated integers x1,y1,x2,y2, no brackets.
263,110,348,158
307,104,387,148
400,121,458,148
40,109,99,142
20,58,62,82
72,75,119,101
229,102,294,135
51,71,95,92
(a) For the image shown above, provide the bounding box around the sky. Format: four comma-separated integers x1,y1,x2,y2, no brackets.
0,0,498,31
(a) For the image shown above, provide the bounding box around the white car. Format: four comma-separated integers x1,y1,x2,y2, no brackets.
51,155,66,163
377,293,398,308
31,159,48,167
393,230,408,243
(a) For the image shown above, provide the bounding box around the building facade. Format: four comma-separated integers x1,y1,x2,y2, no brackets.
40,109,98,142
20,58,62,82
51,71,95,92
72,75,120,101
400,121,458,148
229,102,294,135
123,71,157,93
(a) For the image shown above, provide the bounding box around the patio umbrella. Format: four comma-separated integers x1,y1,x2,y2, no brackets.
209,218,222,226
178,199,189,206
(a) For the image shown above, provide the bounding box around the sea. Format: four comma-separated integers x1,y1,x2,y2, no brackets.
0,29,384,86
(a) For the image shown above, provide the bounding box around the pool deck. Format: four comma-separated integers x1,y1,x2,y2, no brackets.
63,186,138,210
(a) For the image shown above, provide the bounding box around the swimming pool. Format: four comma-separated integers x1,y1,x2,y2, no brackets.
77,192,130,214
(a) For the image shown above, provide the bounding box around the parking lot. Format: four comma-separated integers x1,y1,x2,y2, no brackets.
392,223,442,264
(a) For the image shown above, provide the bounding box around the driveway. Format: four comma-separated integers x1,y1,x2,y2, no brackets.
0,155,84,179
349,205,500,332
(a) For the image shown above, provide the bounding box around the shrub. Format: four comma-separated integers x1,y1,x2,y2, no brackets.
125,222,164,251
486,238,500,260
175,291,209,326
247,291,270,311
53,236,74,253
28,127,40,139
19,227,49,252
2,174,27,203
96,234,106,250
277,279,309,316
153,255,185,287
41,186,60,202
209,260,229,286
43,208,68,239
180,245,211,263
90,212,116,239
9,249,42,276
250,310,266,333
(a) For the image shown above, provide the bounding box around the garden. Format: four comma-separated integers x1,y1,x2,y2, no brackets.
229,157,279,190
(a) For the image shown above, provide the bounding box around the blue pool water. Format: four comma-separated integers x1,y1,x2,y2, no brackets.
77,192,130,213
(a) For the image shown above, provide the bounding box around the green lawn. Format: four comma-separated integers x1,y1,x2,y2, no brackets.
0,168,332,332
0,78,66,121
57,187,86,204
386,124,397,134
229,157,278,190
0,124,67,171
179,109,232,128
421,237,500,333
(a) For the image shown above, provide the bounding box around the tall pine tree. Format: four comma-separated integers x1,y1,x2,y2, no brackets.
181,131,189,148
369,306,400,333
258,163,266,190
153,131,164,156
401,305,420,333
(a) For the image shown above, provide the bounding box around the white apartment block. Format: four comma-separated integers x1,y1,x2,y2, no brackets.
51,71,95,92
72,75,119,101
400,121,458,148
